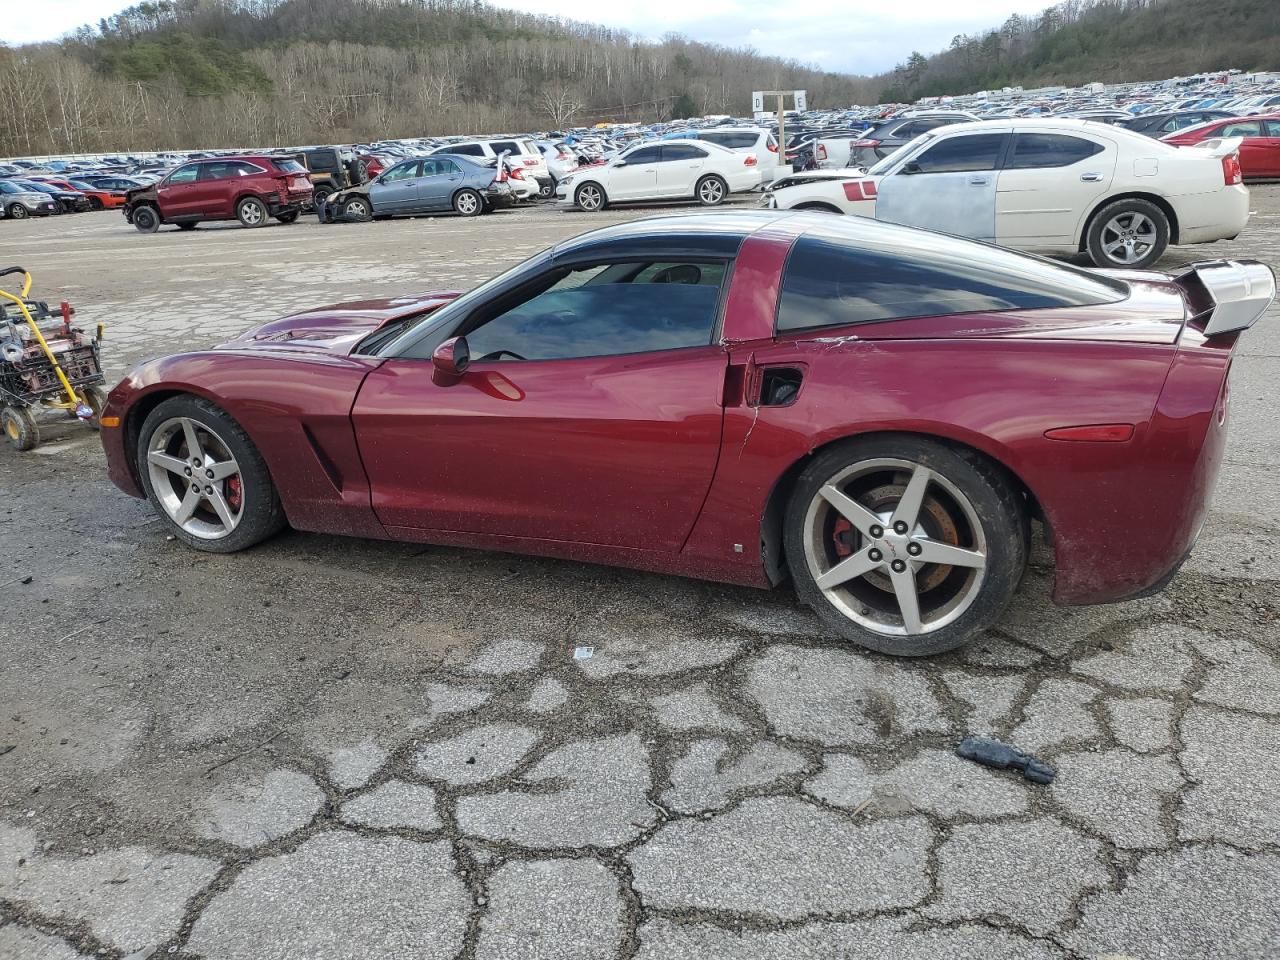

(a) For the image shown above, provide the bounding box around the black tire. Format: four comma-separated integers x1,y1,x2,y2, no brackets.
2,405,38,451
236,196,269,228
313,188,330,207
136,395,287,553
783,435,1027,657
342,196,373,221
6,204,27,220
538,180,554,200
177,222,197,230
81,386,109,431
575,182,607,211
89,197,104,211
453,188,483,217
132,205,161,233
1084,197,1170,269
275,210,300,224
695,174,728,206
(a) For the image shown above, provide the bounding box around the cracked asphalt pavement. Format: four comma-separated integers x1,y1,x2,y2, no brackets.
1,192,1278,959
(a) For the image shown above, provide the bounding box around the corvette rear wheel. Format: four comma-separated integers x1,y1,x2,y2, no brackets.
137,396,286,553
785,436,1026,656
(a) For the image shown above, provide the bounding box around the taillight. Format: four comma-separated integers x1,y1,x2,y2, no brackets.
852,139,879,148
744,155,757,166
510,167,526,180
495,165,508,182
523,158,538,166
767,143,778,152
817,144,828,161
1222,153,1242,185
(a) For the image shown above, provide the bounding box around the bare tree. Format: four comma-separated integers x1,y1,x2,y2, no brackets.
541,85,583,127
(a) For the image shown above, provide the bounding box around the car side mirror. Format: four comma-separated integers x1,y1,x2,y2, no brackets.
612,159,626,167
432,336,470,385
901,161,923,175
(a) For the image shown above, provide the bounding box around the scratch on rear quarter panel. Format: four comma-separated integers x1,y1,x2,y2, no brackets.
739,405,762,458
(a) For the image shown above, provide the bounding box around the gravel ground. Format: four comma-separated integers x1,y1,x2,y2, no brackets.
0,190,1278,960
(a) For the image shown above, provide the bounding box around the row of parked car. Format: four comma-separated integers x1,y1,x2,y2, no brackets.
3,67,1277,231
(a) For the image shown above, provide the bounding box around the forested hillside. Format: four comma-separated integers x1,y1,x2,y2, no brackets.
0,0,873,156
879,0,1280,102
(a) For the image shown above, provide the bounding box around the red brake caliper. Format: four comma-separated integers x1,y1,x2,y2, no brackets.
832,517,854,557
226,475,243,511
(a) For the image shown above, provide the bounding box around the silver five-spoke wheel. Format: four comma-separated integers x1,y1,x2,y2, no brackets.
801,458,989,638
146,416,243,540
1100,211,1156,265
697,176,726,205
576,183,604,211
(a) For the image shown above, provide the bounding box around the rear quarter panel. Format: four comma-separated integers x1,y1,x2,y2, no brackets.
684,332,1193,603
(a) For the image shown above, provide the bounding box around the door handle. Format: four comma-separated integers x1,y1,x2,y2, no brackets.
968,176,990,185
1080,172,1103,182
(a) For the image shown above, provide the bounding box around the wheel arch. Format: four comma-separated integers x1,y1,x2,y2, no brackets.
792,201,843,214
1079,191,1180,249
122,387,277,505
758,428,1045,586
233,191,269,212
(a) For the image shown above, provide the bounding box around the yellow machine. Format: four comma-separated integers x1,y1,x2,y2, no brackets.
0,266,107,451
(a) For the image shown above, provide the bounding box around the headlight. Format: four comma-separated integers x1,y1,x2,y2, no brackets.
559,176,574,188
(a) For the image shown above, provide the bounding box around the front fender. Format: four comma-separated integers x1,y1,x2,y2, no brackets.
102,351,388,539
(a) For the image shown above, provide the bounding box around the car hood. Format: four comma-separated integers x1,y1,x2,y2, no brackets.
217,293,461,356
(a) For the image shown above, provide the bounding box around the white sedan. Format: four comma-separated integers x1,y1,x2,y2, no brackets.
761,118,1250,268
556,139,760,211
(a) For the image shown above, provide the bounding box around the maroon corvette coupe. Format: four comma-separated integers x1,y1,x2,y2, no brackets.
101,212,1274,655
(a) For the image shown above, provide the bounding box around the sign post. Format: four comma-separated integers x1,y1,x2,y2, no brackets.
754,89,808,170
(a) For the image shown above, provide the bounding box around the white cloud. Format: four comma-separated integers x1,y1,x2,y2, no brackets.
4,0,1054,73
5,0,136,44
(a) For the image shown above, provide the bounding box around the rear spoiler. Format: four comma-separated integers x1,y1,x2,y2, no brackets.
1178,135,1243,160
1174,259,1276,337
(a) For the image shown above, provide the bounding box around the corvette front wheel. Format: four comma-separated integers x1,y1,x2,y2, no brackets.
785,436,1027,656
136,396,286,553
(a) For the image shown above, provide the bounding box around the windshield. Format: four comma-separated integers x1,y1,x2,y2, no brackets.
376,249,555,357
866,134,935,175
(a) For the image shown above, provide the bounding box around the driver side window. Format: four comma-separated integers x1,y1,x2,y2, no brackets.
907,134,1007,174
166,164,200,184
462,261,726,362
383,161,421,182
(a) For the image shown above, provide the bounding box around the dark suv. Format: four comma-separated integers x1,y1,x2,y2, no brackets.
124,156,315,232
849,113,977,168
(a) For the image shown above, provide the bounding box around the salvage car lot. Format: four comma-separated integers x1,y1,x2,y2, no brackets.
0,196,1278,958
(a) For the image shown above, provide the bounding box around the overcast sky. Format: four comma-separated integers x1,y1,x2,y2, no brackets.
5,0,1054,74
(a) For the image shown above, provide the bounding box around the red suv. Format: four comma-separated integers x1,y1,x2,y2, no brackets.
124,156,314,232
